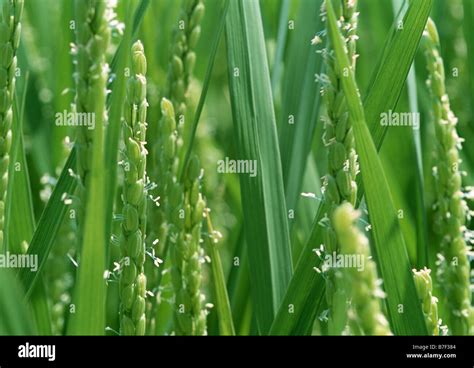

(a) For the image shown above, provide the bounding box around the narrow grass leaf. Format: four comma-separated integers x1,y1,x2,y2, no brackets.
225,228,252,334
391,0,428,268
226,0,293,334
206,216,235,336
291,155,321,263
18,149,77,296
279,0,323,215
0,269,36,335
271,0,290,94
363,0,432,152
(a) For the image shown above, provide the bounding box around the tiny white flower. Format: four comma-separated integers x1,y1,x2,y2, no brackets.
311,35,322,45
154,257,164,268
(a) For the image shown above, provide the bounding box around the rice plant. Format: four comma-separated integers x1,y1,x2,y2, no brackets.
73,0,112,237
170,154,207,335
424,17,473,335
413,267,441,335
0,0,23,251
1,0,473,338
332,203,392,336
318,0,359,335
118,40,148,336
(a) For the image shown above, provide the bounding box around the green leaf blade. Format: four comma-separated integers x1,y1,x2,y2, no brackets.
0,269,36,335
279,0,323,215
226,0,293,334
19,149,77,297
208,236,236,336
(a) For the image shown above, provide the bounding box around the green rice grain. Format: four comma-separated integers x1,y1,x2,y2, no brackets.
119,40,149,336
333,203,392,336
167,0,205,122
0,0,23,251
170,155,207,335
413,267,440,335
73,0,112,251
319,0,359,335
424,18,473,336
